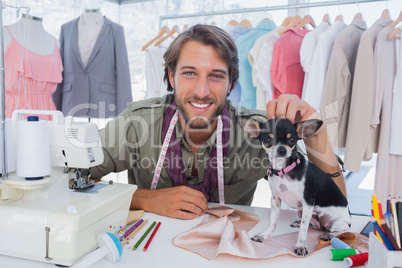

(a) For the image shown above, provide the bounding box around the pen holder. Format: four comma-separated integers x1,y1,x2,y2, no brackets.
367,233,402,268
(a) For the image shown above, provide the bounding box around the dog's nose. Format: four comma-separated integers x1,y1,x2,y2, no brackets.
277,146,287,157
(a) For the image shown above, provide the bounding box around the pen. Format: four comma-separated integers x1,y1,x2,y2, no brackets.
133,221,156,251
143,222,161,252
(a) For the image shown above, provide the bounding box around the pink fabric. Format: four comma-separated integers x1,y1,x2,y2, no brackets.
271,28,309,99
4,26,63,120
173,206,369,260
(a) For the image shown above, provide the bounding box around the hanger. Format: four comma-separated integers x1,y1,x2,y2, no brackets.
335,14,344,22
354,12,363,20
277,15,301,35
153,25,181,47
239,19,253,28
228,20,239,26
141,25,170,51
281,16,292,27
322,13,331,25
389,27,401,39
381,9,390,19
387,11,402,28
297,15,316,29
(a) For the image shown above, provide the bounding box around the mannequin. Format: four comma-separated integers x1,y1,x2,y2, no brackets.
53,9,132,118
4,14,56,55
78,9,104,66
3,14,63,119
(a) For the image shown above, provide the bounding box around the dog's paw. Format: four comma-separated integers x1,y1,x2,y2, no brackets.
290,220,301,228
294,246,309,256
251,234,265,243
320,233,333,241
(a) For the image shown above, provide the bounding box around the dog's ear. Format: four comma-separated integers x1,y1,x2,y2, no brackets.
294,119,323,139
239,116,261,139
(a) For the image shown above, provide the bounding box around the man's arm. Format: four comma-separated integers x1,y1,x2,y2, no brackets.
266,94,346,197
130,186,208,220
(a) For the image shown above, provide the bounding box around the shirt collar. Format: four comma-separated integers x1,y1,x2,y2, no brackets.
254,19,276,31
351,19,367,30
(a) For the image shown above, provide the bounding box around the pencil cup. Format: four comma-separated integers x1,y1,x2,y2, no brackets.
367,233,402,268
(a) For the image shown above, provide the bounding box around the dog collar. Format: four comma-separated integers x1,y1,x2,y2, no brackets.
268,157,301,177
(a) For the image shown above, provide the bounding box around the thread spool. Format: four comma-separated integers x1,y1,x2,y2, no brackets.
16,116,50,180
344,252,369,267
329,248,359,261
331,237,352,249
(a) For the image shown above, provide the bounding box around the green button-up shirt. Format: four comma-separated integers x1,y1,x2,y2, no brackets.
91,94,269,205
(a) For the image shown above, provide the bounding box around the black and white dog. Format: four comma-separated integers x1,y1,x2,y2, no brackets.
241,117,351,256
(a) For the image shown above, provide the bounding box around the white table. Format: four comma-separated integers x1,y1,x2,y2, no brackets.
0,204,369,268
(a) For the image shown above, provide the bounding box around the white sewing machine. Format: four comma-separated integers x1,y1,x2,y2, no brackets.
0,110,136,266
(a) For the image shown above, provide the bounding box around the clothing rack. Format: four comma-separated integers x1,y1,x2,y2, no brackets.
159,0,387,27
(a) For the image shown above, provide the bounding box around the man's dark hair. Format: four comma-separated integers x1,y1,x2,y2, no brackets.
163,24,239,93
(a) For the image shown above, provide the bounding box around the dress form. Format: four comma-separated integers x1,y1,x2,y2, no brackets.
4,14,56,55
78,9,104,67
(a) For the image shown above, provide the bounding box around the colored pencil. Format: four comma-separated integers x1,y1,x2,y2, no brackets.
132,221,156,251
121,219,148,245
387,195,392,214
372,217,394,250
380,219,400,251
143,221,161,252
397,198,402,246
391,198,401,248
372,192,383,243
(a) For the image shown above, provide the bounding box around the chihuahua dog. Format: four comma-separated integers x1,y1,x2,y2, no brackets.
241,117,351,256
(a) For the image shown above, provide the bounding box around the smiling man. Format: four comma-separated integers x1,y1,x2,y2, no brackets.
91,24,345,220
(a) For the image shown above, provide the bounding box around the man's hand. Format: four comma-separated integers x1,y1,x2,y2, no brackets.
130,186,208,220
266,94,320,124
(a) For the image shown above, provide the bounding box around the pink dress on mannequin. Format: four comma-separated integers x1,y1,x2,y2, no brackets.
4,26,63,119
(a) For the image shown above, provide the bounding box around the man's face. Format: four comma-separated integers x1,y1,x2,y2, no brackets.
169,41,231,129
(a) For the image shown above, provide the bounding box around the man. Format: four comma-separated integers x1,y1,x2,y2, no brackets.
91,24,345,220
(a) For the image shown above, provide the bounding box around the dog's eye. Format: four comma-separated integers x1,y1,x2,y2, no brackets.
288,137,297,145
263,137,272,147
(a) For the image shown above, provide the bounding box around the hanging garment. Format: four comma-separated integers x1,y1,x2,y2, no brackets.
300,22,329,106
271,28,309,100
344,18,392,172
236,20,276,109
303,20,347,111
371,27,402,207
248,25,284,110
4,26,63,119
224,25,252,107
254,32,281,110
53,17,132,118
390,27,402,155
145,47,167,99
320,19,367,148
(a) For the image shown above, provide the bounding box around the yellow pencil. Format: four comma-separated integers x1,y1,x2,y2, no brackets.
372,192,383,243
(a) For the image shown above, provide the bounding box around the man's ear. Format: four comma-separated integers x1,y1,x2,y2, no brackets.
239,117,261,139
294,119,323,140
168,67,175,89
